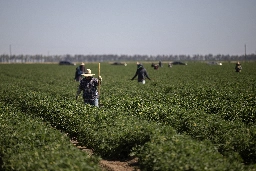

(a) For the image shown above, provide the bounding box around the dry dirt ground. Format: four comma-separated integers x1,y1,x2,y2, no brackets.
71,140,141,171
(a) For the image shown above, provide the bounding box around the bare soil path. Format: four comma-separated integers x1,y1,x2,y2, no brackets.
71,140,140,171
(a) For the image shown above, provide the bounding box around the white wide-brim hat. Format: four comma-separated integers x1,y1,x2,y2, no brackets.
81,69,95,77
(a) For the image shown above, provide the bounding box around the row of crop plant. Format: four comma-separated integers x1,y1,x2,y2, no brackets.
1,63,256,170
0,82,253,170
0,102,101,171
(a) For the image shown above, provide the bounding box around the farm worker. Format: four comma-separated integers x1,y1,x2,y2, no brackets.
76,69,102,107
74,62,86,82
168,62,172,68
159,61,162,67
153,64,159,70
131,63,151,84
235,61,242,72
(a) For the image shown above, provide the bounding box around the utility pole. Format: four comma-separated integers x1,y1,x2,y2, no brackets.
244,44,246,62
9,44,12,57
9,44,12,63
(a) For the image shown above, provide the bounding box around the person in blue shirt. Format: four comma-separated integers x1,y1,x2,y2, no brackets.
76,69,102,107
74,62,86,82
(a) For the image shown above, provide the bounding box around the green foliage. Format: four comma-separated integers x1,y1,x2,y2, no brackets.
137,133,244,171
0,62,256,170
0,102,100,171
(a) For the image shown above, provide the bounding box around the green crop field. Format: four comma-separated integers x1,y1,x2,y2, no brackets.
1,61,256,170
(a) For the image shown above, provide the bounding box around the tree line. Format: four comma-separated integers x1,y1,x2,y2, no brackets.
0,53,255,63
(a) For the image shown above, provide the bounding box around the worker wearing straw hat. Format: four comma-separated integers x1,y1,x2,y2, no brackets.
76,69,102,107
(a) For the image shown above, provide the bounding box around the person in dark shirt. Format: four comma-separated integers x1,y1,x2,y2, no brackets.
131,63,151,84
235,61,242,72
76,69,102,107
74,62,86,82
159,61,162,67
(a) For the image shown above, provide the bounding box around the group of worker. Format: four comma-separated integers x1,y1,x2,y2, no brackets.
74,62,150,107
75,61,242,107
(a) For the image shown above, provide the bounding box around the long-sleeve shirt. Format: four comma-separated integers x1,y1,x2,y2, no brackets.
74,66,86,81
77,77,99,100
131,68,151,82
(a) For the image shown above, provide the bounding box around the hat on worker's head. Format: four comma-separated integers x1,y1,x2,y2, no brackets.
80,62,85,66
81,69,95,77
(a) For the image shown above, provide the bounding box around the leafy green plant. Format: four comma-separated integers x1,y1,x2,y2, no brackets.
1,62,256,170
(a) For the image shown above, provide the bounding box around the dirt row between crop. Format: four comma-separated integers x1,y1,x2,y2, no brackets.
71,140,140,171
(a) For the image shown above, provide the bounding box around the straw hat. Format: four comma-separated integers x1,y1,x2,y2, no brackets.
80,62,85,66
81,69,95,77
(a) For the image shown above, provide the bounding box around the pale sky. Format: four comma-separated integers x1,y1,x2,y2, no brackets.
0,0,256,56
